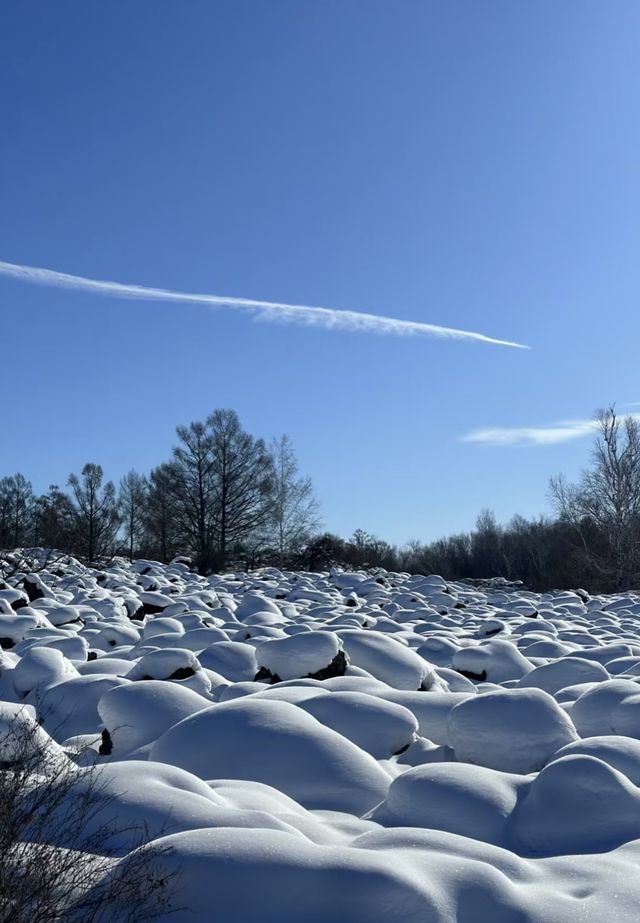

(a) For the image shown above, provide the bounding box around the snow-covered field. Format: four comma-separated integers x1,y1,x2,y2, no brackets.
4,552,640,921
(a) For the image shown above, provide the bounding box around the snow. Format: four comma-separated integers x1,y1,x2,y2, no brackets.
109,827,435,923
97,680,211,754
448,687,578,773
509,753,640,856
297,691,418,758
517,655,610,694
336,629,434,689
6,552,640,919
369,762,526,846
149,697,391,813
568,678,640,736
452,637,534,683
197,640,258,681
547,735,640,785
12,645,80,698
255,630,342,681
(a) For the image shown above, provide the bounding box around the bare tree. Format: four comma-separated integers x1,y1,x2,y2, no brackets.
118,471,148,562
550,406,640,589
144,464,180,563
32,485,75,552
0,548,69,590
0,474,34,548
171,422,217,572
68,464,120,565
267,435,321,563
349,528,373,567
208,409,272,568
470,509,504,578
0,708,177,922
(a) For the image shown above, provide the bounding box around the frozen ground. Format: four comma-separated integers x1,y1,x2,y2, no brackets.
3,551,640,920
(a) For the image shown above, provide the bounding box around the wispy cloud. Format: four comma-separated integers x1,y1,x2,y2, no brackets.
462,413,640,447
462,418,600,447
0,259,529,349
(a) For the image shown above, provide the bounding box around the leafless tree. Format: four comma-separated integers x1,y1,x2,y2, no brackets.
143,464,180,564
32,485,75,552
550,406,640,589
208,409,272,568
470,509,505,578
68,464,120,565
171,422,217,572
118,471,148,562
0,474,34,548
267,435,321,563
0,548,69,590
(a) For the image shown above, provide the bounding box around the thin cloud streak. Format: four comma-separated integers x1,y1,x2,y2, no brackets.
0,260,529,349
462,415,640,447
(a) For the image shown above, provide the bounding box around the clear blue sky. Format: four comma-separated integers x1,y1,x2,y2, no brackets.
1,1,639,545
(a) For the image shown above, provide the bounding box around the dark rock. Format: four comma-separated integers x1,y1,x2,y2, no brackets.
254,666,281,684
128,604,145,621
254,650,348,685
393,741,411,756
98,729,113,756
87,651,98,661
456,668,487,682
23,575,45,602
308,650,348,681
168,666,196,681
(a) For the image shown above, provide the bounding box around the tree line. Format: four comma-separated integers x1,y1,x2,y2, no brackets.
2,405,640,592
284,406,640,593
0,408,320,572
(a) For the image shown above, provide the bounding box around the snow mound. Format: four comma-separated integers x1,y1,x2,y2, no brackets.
547,735,640,785
452,639,534,684
97,680,211,754
569,679,640,737
517,656,610,696
510,754,640,855
149,696,390,813
337,630,433,689
369,762,525,846
255,631,345,682
297,691,418,758
448,687,578,773
109,827,435,923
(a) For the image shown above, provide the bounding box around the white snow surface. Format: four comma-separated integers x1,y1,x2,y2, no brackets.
5,552,640,919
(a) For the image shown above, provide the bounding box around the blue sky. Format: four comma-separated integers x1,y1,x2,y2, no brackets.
1,1,639,545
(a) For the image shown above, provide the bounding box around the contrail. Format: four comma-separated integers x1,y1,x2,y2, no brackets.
0,260,529,349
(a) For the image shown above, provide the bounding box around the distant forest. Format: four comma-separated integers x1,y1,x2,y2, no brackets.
1,406,639,594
